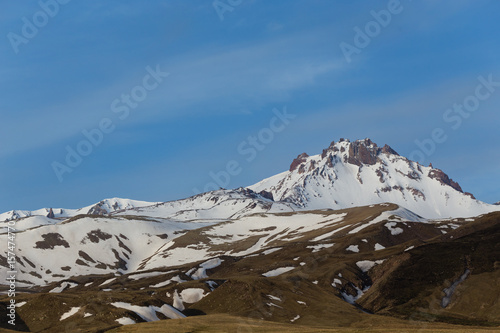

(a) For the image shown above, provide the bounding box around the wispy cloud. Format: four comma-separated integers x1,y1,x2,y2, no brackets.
0,29,343,158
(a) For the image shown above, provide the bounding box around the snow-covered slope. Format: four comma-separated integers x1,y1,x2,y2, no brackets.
114,188,296,221
249,138,498,219
1,203,438,286
0,198,158,222
4,215,218,286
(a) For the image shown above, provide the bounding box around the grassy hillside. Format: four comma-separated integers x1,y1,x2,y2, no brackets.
107,314,499,333
1,207,499,332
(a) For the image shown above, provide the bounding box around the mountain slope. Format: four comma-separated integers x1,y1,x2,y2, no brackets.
1,137,499,332
1,215,217,287
2,207,498,332
0,198,157,222
0,203,430,287
112,188,296,221
249,138,497,219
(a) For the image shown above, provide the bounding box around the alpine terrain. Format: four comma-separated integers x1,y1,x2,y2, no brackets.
1,138,499,333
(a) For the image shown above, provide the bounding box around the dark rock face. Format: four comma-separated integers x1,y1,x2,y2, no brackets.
83,229,113,244
381,144,399,156
236,187,263,199
347,140,379,166
494,201,500,205
464,192,476,199
78,250,96,263
289,153,309,172
35,233,70,249
47,208,55,219
407,187,426,200
87,201,108,215
345,140,400,166
428,168,463,193
258,190,274,201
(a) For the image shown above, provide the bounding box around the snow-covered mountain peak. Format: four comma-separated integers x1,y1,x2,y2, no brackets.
0,198,157,222
86,197,158,215
249,138,498,219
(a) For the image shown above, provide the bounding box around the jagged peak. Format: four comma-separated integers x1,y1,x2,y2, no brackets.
426,166,464,194
302,138,401,170
289,152,310,172
381,144,399,156
247,137,495,218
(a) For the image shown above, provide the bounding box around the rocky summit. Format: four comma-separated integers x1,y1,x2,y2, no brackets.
250,138,497,218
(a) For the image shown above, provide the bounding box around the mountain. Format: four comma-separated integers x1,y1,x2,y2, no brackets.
0,198,157,222
2,204,499,332
249,138,497,219
0,189,297,287
1,138,497,223
1,138,499,332
112,188,296,221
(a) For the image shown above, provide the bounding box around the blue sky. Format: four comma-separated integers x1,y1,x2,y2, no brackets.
1,0,499,212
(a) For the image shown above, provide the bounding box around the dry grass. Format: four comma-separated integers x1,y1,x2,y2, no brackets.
107,314,500,333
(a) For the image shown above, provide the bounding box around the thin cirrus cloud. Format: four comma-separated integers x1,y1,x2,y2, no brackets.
139,32,344,118
0,29,343,160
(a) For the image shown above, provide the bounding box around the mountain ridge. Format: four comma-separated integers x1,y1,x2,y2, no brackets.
2,138,498,221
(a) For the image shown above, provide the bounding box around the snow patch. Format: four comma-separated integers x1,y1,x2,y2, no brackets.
180,288,207,303
267,295,281,302
356,260,385,272
150,275,186,288
190,258,223,280
60,307,80,321
116,317,136,325
385,222,403,235
262,248,282,255
50,282,78,293
346,245,359,253
262,266,295,277
332,278,342,287
99,278,116,286
306,243,334,253
173,290,184,311
128,271,173,280
441,269,470,308
312,224,351,241
341,286,370,304
111,302,186,321
267,302,283,308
